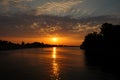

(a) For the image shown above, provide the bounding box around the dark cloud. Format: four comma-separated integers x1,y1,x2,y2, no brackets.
0,15,119,39
0,0,120,18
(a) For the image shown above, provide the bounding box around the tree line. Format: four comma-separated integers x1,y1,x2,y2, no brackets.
0,40,71,51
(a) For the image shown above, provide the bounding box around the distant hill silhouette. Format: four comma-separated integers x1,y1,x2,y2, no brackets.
80,23,120,77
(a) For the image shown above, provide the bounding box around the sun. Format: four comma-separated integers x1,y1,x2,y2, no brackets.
52,37,57,42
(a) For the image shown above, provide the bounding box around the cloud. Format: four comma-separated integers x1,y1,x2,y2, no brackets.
0,0,33,7
36,0,82,16
0,0,120,18
0,15,120,39
30,22,39,29
12,0,33,3
0,0,34,15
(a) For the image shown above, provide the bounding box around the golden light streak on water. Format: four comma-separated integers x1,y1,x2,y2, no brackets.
51,47,60,80
52,47,56,59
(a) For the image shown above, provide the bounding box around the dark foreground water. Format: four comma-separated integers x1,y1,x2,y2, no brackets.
0,47,118,80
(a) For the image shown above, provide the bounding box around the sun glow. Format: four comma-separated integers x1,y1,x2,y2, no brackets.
52,37,58,42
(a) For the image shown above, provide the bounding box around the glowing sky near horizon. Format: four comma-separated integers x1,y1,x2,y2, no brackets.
0,0,120,45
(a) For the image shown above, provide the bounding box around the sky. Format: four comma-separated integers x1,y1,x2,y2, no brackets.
0,0,120,45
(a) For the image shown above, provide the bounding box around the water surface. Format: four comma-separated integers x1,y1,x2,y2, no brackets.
0,47,118,80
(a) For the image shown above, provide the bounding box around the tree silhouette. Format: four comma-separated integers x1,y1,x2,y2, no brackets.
80,23,120,76
80,23,120,50
80,32,103,50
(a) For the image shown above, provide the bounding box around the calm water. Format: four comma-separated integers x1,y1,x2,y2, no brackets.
0,47,118,80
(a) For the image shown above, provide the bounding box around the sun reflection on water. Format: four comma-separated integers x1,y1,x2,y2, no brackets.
53,47,56,59
51,47,60,80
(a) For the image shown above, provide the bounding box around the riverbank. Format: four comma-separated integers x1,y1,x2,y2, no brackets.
0,40,79,51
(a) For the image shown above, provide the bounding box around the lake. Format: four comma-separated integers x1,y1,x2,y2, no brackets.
0,47,118,80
